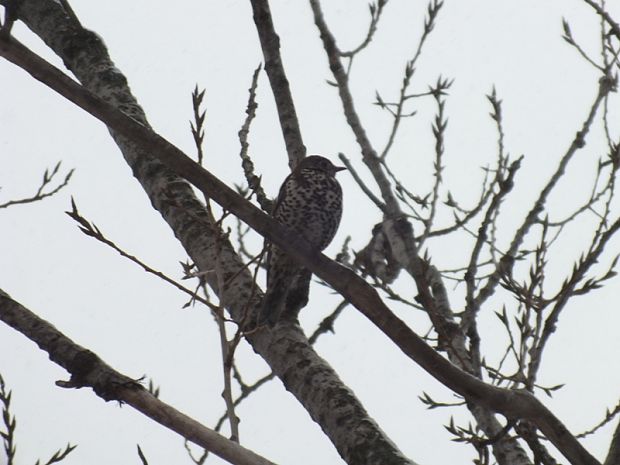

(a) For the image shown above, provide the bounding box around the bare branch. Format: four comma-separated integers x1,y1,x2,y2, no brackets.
0,372,16,465
473,75,615,312
0,290,276,465
461,156,522,333
64,199,220,312
339,0,388,58
190,85,206,165
582,0,620,40
35,443,77,465
516,421,560,465
577,400,620,439
308,299,349,344
378,1,445,161
562,18,605,71
0,162,73,209
237,64,272,212
417,84,449,247
249,0,306,168
527,215,620,388
338,152,386,212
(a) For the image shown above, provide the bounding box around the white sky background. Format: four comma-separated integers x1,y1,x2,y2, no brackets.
1,1,619,464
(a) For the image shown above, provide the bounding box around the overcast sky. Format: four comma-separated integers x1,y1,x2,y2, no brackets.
1,1,619,464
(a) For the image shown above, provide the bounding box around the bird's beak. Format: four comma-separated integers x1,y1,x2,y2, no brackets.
334,166,346,172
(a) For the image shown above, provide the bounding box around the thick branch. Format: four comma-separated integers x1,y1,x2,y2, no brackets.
605,419,620,465
249,0,306,168
582,0,620,40
0,289,275,465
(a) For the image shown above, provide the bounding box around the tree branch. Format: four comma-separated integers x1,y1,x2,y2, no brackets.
249,0,306,168
605,418,620,465
0,289,275,465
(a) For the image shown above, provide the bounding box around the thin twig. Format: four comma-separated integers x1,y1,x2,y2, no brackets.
338,152,386,212
562,18,605,71
417,84,448,248
527,215,620,388
377,1,445,161
190,85,207,166
213,372,276,433
576,400,620,439
0,372,16,465
339,0,388,58
0,162,73,209
65,199,219,312
308,300,349,343
238,64,272,212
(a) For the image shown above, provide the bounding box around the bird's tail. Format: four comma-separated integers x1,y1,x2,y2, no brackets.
258,268,312,327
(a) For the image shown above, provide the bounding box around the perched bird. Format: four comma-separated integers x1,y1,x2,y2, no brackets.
260,155,345,326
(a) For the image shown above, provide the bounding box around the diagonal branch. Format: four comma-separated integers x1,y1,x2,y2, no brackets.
0,289,275,465
582,0,620,40
0,162,73,209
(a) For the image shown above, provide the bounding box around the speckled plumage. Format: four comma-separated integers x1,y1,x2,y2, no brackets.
260,155,345,326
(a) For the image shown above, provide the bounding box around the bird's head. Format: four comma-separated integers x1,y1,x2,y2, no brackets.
298,155,346,176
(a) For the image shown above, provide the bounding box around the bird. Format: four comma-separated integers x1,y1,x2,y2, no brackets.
259,155,345,327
